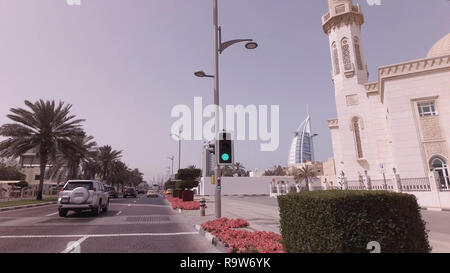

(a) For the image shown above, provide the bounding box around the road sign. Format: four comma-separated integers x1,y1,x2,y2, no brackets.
211,175,215,185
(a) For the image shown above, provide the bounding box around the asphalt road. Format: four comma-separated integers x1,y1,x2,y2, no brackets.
0,194,219,253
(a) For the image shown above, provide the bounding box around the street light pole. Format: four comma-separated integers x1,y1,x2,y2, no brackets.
195,0,257,218
170,129,182,172
311,133,318,162
213,0,222,219
178,128,182,171
167,156,174,178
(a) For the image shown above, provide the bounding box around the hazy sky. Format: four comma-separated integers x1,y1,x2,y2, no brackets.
0,0,449,182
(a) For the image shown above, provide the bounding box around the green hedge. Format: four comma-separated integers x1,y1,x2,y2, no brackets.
278,190,431,253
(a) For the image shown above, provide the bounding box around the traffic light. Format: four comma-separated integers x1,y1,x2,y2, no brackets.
217,131,233,166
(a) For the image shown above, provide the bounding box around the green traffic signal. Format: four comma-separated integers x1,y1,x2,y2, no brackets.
221,153,230,161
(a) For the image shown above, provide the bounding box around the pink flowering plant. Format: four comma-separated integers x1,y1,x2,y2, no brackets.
201,218,284,253
167,197,202,210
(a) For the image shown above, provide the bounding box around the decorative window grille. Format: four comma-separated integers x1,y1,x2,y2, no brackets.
417,101,437,117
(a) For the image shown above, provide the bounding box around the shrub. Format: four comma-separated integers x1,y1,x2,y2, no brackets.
278,190,431,253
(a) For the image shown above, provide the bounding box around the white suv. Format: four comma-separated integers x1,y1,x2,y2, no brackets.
58,180,109,217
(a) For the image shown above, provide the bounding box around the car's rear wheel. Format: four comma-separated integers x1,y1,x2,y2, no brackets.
91,202,101,216
59,209,68,217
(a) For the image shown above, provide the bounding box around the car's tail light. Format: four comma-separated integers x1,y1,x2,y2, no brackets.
60,187,65,191
93,188,97,192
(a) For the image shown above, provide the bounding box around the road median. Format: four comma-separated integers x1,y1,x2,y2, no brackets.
0,199,57,212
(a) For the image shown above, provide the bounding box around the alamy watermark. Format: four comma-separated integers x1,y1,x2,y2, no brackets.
170,97,279,152
66,0,81,6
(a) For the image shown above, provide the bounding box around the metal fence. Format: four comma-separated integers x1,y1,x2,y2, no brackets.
370,179,394,191
346,180,366,190
399,177,431,192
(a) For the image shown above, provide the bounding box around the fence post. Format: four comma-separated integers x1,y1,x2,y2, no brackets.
363,174,372,190
429,171,441,192
323,178,329,191
339,176,348,190
392,173,401,192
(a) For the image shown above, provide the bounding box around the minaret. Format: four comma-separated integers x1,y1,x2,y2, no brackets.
322,0,368,88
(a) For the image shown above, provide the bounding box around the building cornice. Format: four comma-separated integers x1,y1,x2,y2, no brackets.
377,54,450,102
364,82,379,96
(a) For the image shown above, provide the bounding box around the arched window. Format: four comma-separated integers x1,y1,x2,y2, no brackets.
430,156,450,189
341,38,352,71
332,42,340,75
354,37,363,70
352,117,363,159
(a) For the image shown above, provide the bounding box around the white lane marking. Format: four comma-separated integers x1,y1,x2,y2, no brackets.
116,211,122,216
61,236,88,253
127,204,131,207
46,212,58,217
0,232,199,239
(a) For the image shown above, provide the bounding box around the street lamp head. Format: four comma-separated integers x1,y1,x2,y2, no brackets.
245,42,258,50
194,71,207,77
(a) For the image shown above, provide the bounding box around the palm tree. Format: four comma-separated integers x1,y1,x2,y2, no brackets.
221,165,234,177
109,160,129,191
80,156,101,180
293,165,318,192
97,145,122,182
264,165,286,176
46,134,97,183
232,162,247,177
0,100,85,200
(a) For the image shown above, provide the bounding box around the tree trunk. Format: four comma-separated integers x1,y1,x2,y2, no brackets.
305,178,310,192
37,154,48,201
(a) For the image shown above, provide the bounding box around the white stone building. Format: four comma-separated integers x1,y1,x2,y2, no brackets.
323,0,450,190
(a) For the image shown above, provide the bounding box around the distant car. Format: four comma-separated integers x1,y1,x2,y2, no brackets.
123,187,137,198
58,180,109,217
137,189,146,194
165,189,173,195
106,186,119,198
147,190,159,198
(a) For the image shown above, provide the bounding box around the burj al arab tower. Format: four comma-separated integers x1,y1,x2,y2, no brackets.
288,114,316,166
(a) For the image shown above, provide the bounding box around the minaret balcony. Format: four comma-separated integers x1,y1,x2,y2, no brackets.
322,4,364,33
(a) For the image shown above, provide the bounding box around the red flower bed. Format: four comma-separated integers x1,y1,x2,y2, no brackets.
167,197,202,210
202,217,249,232
201,218,284,253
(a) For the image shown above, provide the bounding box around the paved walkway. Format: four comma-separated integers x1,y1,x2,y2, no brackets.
180,195,450,253
181,196,280,234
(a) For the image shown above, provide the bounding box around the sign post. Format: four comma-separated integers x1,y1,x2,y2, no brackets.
380,163,387,190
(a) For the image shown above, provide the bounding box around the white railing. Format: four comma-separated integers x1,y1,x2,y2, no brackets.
347,180,366,190
399,177,431,192
370,179,394,191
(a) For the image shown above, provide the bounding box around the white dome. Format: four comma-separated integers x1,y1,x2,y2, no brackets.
427,33,450,58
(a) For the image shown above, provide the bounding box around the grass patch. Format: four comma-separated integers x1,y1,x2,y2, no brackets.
0,198,57,209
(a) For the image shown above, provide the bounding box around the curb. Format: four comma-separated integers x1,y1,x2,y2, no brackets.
194,224,228,253
421,207,450,212
0,201,57,212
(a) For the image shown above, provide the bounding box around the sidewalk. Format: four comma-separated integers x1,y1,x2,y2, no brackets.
179,195,450,253
180,196,280,234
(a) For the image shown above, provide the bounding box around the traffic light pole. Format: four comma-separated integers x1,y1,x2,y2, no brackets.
213,0,222,219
